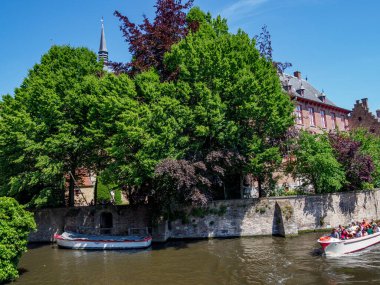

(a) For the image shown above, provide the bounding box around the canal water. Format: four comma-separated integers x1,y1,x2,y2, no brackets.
15,232,380,285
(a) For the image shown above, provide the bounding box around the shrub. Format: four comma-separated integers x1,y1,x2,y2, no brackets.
329,133,374,190
97,178,123,205
0,197,36,283
287,131,346,194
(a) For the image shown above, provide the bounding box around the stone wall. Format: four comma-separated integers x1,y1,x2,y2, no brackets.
29,205,151,242
30,189,380,242
349,98,380,135
168,190,380,240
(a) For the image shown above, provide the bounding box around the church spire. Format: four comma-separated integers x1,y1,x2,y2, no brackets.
98,17,108,63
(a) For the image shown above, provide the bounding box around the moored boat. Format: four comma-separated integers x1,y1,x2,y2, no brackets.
318,232,380,256
54,231,152,250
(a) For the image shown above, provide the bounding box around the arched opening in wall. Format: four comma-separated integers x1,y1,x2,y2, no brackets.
100,212,113,234
358,117,362,122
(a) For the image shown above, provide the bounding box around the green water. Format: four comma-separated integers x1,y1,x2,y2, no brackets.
15,233,380,284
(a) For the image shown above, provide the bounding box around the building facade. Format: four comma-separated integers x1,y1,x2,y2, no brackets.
280,71,350,133
349,98,380,136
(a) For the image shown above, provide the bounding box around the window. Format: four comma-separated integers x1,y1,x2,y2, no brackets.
341,115,346,129
308,107,315,126
295,105,303,124
331,113,336,129
320,110,326,128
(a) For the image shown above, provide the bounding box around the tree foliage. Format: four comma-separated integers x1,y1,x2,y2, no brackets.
0,46,104,207
350,129,380,188
0,197,36,283
111,0,193,76
287,131,346,193
254,25,292,74
329,132,374,190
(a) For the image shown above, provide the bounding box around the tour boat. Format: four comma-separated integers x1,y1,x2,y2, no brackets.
54,231,152,250
318,232,380,256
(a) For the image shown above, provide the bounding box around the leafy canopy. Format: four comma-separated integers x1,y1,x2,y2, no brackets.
111,0,194,76
0,197,36,283
102,7,295,206
329,132,374,190
0,46,103,207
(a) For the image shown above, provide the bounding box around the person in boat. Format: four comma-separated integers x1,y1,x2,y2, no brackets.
330,228,340,239
374,225,380,233
356,230,363,238
367,226,374,235
348,222,358,233
340,227,349,239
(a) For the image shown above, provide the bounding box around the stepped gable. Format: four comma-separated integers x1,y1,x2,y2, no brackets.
349,98,380,135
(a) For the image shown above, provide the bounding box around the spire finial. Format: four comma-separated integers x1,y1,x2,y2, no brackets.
98,17,108,63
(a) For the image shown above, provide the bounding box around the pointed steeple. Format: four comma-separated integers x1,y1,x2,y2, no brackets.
98,17,108,63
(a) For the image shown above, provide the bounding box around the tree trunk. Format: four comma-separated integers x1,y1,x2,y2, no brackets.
69,167,76,207
93,176,98,206
258,177,263,198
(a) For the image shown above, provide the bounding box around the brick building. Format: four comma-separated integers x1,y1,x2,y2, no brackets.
280,71,350,133
272,71,351,191
349,98,380,135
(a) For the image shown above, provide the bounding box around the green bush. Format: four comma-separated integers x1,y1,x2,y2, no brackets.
0,197,36,283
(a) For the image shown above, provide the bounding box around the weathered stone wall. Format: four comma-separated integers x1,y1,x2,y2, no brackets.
30,190,380,242
168,190,380,240
29,205,151,242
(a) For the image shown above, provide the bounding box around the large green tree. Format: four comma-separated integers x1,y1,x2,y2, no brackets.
0,46,103,207
103,8,295,205
164,8,295,196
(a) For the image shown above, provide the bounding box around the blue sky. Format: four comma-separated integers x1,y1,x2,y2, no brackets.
1,0,379,111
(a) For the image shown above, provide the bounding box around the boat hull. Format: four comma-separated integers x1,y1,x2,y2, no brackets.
54,232,152,250
318,232,380,256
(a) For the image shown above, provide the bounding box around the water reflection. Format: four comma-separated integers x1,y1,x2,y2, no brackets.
16,233,380,285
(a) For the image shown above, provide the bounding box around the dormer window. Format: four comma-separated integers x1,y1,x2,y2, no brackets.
284,80,292,93
287,83,293,93
319,90,326,103
298,84,305,96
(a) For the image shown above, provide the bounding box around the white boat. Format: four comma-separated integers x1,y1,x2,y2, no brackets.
318,232,380,256
54,231,152,250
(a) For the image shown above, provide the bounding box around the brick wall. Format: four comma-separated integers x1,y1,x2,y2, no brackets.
349,98,380,135
295,101,349,133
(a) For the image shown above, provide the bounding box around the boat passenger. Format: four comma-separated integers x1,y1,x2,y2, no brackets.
367,227,374,235
374,225,380,233
340,228,348,239
348,222,358,233
356,230,363,238
330,229,340,239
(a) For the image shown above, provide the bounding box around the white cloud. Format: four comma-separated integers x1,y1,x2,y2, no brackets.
220,0,269,18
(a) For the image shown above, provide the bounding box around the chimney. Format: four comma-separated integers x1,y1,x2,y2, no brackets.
294,71,301,79
362,98,368,108
376,110,380,118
